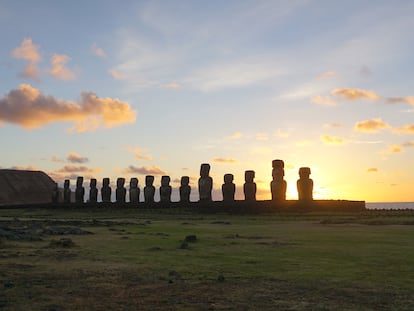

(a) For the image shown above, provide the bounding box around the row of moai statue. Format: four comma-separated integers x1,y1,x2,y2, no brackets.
52,160,313,203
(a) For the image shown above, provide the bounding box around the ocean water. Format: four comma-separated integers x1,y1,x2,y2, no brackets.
366,202,414,210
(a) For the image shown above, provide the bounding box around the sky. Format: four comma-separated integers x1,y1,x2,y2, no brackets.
1,0,414,202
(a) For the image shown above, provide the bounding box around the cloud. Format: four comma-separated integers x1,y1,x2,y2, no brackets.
226,132,243,140
311,95,337,107
108,68,128,80
354,118,390,133
383,144,403,154
321,135,345,145
332,88,380,101
323,123,342,129
385,97,414,106
159,81,181,89
359,66,372,77
50,54,76,80
67,152,89,163
91,43,106,58
9,165,39,171
56,165,99,173
316,71,336,79
393,124,414,135
0,84,137,132
11,38,42,79
212,157,237,164
127,147,153,161
366,167,378,173
122,165,167,175
402,141,414,147
51,155,64,163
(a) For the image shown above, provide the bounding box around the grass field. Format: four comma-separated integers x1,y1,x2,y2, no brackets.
1,207,413,310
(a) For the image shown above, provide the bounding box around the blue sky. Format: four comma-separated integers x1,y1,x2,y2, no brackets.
1,1,414,202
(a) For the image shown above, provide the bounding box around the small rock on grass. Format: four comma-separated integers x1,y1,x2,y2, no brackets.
184,235,197,242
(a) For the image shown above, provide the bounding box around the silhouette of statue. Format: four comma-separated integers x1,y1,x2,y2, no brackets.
271,159,287,202
51,182,59,203
75,176,85,203
89,178,98,202
129,177,140,204
297,167,313,201
101,178,111,202
222,173,235,202
116,177,126,203
243,170,256,201
160,175,172,203
63,179,71,203
144,175,155,204
179,176,191,203
198,163,213,202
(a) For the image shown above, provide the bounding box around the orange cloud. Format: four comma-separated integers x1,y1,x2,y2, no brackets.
51,155,64,163
366,167,378,173
311,95,337,107
50,54,76,80
385,97,414,106
67,152,89,163
323,123,342,129
393,124,414,135
383,144,403,154
332,88,380,101
108,68,128,80
226,132,243,140
212,157,237,164
127,147,153,161
57,165,99,173
159,82,181,89
321,135,345,145
11,38,42,79
122,165,167,175
317,71,336,79
91,43,106,58
0,84,137,132
354,118,390,133
402,141,414,147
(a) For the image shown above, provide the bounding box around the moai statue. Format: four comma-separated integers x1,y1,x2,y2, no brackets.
129,177,140,204
144,175,155,204
75,176,85,203
116,177,126,203
222,174,236,202
297,167,313,201
101,178,112,202
63,179,71,203
198,163,213,202
89,178,98,203
51,182,59,203
271,159,287,202
243,170,257,201
179,176,191,203
159,175,172,203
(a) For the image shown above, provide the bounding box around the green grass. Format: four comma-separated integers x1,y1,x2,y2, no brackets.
1,207,413,310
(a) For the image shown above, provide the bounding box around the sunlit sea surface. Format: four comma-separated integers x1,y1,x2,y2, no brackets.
366,202,414,210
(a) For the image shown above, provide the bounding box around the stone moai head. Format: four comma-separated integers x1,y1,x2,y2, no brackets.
224,173,234,184
181,176,190,186
299,167,311,179
103,178,110,187
245,170,255,183
200,163,211,178
76,176,83,187
161,175,170,186
64,179,70,188
145,175,154,186
130,177,138,188
117,177,125,188
90,178,97,188
272,159,284,169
